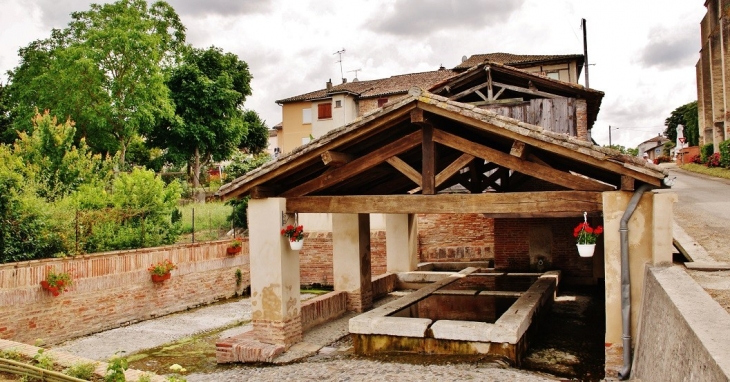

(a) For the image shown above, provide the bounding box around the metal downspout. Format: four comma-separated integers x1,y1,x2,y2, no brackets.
617,184,652,380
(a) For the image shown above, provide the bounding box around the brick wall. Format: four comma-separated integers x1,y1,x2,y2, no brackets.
417,214,495,262
0,240,249,345
493,218,595,281
298,231,387,286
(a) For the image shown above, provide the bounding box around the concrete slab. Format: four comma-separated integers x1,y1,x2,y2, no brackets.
430,320,494,342
684,262,730,271
674,220,716,263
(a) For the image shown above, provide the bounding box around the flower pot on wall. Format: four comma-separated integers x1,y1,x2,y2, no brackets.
289,240,304,251
151,273,170,283
227,247,241,255
577,244,595,258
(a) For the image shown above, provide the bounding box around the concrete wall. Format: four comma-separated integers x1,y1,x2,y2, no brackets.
0,240,249,345
632,265,730,381
280,101,313,153
602,191,675,376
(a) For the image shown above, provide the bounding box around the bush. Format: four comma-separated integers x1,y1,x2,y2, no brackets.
701,143,714,164
719,139,730,168
707,152,722,167
654,155,672,164
689,154,702,164
64,361,97,380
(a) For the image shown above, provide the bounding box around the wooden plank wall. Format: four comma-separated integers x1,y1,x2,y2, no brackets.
482,98,576,136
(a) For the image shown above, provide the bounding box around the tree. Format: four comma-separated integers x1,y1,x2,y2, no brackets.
0,83,12,144
664,101,699,147
604,144,639,156
150,46,252,189
240,110,269,154
5,0,186,166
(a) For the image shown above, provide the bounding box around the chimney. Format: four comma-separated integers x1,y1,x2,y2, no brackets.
326,79,332,91
342,78,347,84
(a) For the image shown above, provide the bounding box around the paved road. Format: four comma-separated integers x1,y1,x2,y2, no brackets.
662,165,730,262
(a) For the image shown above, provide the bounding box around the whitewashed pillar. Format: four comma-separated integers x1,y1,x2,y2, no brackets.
386,213,418,273
332,213,372,312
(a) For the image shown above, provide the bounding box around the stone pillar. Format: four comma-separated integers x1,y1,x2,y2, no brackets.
601,191,675,376
333,213,372,312
385,214,418,273
248,198,302,347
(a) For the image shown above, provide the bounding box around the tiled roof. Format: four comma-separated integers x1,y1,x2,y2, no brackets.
276,70,457,104
640,135,669,144
454,53,585,71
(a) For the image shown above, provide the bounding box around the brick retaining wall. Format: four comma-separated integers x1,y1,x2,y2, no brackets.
0,240,249,345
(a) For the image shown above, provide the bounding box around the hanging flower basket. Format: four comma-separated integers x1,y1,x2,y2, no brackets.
577,244,596,257
148,259,176,283
227,238,243,255
281,224,305,252
289,239,304,251
574,212,603,258
40,268,73,297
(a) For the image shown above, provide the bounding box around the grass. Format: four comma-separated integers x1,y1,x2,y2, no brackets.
680,163,730,180
177,201,233,242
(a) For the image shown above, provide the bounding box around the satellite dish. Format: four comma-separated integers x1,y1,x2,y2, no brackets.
462,55,468,62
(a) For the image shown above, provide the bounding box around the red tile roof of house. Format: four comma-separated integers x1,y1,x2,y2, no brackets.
276,69,457,104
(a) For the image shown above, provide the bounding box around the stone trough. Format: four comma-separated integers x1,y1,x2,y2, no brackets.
349,267,559,365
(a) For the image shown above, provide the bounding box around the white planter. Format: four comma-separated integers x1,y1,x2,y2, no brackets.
289,239,304,251
577,244,595,257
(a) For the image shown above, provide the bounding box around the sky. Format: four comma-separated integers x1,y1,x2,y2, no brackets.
0,0,706,149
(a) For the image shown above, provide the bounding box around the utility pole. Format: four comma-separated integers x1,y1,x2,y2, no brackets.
609,125,612,146
582,18,589,88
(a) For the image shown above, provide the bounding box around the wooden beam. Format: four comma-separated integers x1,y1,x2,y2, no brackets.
321,151,353,167
431,129,614,192
285,191,603,214
492,81,562,99
621,175,635,191
493,86,506,100
281,130,423,197
469,97,523,106
474,89,489,102
435,153,475,187
510,141,527,159
386,156,422,186
411,108,426,124
487,66,494,100
249,186,278,199
448,82,490,101
422,125,436,194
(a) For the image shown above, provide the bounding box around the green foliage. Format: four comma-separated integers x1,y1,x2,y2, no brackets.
0,348,23,361
664,101,699,146
720,139,730,168
240,110,269,154
64,361,97,380
681,163,730,179
235,268,243,288
137,374,153,382
105,354,129,382
177,202,232,240
32,349,54,371
150,46,252,185
701,143,714,163
224,152,271,183
604,144,639,156
227,196,250,230
0,83,12,144
662,141,676,157
5,0,186,166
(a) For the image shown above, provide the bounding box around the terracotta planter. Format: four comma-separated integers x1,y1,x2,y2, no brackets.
577,244,595,258
40,280,49,290
227,246,242,255
151,273,171,283
289,239,304,251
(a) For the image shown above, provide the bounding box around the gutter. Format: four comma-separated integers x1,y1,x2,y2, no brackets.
618,183,652,380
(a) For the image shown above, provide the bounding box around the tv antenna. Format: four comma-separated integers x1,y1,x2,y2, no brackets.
348,68,361,81
333,48,346,83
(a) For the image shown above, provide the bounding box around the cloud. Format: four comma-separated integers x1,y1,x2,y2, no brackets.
367,0,525,36
167,0,271,17
32,0,94,30
637,26,699,69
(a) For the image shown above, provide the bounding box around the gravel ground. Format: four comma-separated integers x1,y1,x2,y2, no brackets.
185,359,558,382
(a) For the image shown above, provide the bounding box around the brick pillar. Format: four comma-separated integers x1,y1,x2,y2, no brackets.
333,213,372,312
385,214,418,273
575,99,589,142
248,198,302,347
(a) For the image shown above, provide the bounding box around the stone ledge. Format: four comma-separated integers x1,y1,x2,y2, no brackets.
431,320,494,342
350,316,432,337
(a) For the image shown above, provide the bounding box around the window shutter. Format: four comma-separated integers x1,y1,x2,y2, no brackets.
318,103,332,119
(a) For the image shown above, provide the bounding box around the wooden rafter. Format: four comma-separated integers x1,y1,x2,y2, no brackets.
281,130,423,197
321,151,353,167
431,129,614,192
435,153,475,187
285,191,603,215
491,81,562,99
421,124,436,195
386,156,422,186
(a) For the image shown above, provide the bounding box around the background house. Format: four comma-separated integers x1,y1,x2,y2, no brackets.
637,134,670,161
274,53,587,155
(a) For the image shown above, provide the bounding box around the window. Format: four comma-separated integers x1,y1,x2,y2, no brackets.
318,103,332,119
377,98,388,107
302,108,312,124
335,100,342,108
546,72,560,80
